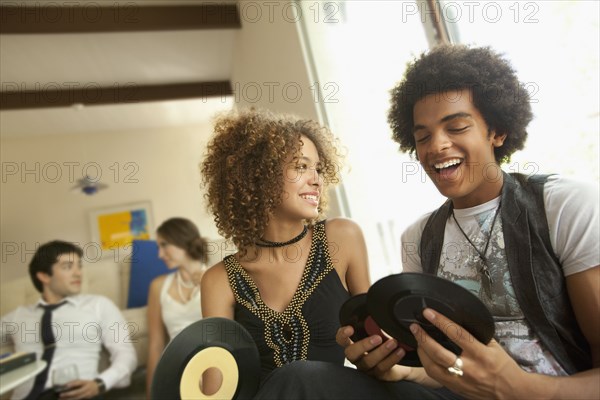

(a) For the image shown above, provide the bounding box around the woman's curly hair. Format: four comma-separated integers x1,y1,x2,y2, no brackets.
201,108,342,252
388,45,533,164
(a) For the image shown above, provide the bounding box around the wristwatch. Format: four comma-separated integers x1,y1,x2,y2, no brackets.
94,378,107,394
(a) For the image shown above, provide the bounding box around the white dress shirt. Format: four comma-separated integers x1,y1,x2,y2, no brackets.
1,294,137,399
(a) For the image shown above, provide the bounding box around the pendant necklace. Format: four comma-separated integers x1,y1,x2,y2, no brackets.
452,202,501,288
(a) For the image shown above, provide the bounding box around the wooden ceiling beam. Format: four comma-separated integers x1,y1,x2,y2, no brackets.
0,81,233,110
0,4,241,34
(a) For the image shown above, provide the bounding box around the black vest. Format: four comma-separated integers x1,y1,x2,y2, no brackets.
420,172,591,374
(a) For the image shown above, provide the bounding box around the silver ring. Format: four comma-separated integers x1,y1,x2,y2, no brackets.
447,356,464,377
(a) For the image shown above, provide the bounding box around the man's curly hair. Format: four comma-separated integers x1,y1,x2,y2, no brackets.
201,108,342,252
388,45,533,164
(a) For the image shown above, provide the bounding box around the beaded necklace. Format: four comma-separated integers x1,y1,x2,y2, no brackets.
176,270,197,302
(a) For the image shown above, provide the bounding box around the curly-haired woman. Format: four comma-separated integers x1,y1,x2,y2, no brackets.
199,108,372,390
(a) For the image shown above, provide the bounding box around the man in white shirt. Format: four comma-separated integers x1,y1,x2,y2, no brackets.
1,241,137,400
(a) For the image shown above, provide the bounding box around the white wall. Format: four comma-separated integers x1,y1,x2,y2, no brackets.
0,1,342,284
229,0,343,217
0,122,223,283
231,0,319,120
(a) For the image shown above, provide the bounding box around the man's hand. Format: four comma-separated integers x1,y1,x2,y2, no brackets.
411,308,527,400
59,379,101,399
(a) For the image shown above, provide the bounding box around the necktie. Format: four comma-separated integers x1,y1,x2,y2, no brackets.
25,301,67,400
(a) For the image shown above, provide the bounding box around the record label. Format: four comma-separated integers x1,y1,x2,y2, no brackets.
151,318,260,400
180,347,239,399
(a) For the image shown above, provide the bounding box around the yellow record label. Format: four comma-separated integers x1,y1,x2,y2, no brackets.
179,347,239,399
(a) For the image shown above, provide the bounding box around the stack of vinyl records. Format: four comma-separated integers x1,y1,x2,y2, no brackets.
0,352,36,375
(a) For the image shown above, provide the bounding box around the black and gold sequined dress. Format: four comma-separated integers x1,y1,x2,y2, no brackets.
224,220,350,379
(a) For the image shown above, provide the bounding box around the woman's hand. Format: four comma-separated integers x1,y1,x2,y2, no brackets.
336,326,417,382
59,379,100,400
411,308,528,400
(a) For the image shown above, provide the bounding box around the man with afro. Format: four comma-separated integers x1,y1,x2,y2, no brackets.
338,45,599,399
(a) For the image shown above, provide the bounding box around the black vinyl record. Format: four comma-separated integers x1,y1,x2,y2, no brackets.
151,317,260,400
339,293,395,344
339,294,370,342
367,273,495,367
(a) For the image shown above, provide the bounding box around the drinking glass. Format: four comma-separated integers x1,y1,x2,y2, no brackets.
52,364,79,394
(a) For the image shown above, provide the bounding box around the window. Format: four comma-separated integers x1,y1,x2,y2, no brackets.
299,0,598,280
443,0,599,182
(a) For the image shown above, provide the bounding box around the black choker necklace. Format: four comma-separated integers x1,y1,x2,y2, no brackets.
256,225,308,248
